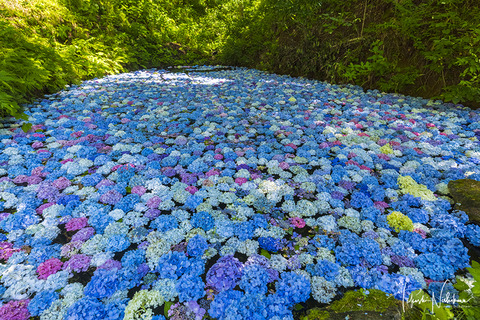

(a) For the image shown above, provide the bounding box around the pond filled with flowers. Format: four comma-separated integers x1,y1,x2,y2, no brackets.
1,66,480,319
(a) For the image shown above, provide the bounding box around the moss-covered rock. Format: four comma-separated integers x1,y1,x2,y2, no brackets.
448,179,480,223
300,289,403,320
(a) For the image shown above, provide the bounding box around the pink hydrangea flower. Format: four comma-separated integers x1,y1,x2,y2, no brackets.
99,190,123,205
186,186,198,195
279,162,289,170
32,141,43,149
235,177,248,186
251,173,261,180
12,175,29,184
214,154,223,160
0,242,20,261
413,228,427,239
98,259,122,271
71,227,95,242
52,176,71,190
61,241,83,258
65,217,88,232
374,201,389,213
37,258,63,280
206,169,220,177
290,217,305,228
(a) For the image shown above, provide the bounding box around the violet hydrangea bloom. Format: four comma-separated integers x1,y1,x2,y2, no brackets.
99,190,123,205
71,227,95,242
63,254,91,273
0,299,31,320
36,182,59,202
206,255,243,292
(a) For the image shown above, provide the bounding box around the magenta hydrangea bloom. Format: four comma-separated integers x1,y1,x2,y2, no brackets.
0,242,20,261
63,254,91,273
65,217,89,232
290,217,305,228
32,141,44,149
185,186,198,195
235,177,248,186
0,299,31,320
37,258,63,280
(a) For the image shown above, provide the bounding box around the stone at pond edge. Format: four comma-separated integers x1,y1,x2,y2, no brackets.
448,179,480,223
300,289,403,320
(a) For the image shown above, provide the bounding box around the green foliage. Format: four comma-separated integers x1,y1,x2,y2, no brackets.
0,0,227,119
2,0,480,119
301,308,330,320
405,260,480,320
221,0,480,107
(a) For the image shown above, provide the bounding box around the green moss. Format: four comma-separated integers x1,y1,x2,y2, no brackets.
302,308,330,320
329,289,399,313
448,179,480,222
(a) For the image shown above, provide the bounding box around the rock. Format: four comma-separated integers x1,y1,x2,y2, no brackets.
448,179,480,222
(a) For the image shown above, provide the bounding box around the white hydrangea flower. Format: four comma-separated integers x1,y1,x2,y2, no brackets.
311,276,336,303
237,239,259,256
269,254,288,272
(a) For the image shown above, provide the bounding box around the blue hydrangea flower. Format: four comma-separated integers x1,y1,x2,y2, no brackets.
187,235,209,257
428,281,459,305
239,264,269,295
415,253,455,281
105,234,131,252
121,249,146,267
275,272,311,305
65,297,106,320
156,251,190,279
306,260,340,281
466,224,480,246
176,273,205,302
84,269,119,299
151,215,179,232
191,211,214,231
27,290,59,316
258,236,282,253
